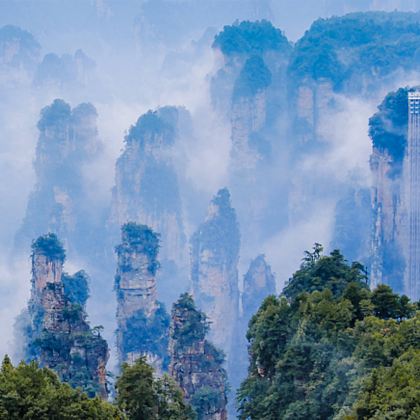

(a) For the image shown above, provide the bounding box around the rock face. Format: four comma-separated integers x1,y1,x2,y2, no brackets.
242,255,276,320
110,106,189,305
331,187,372,265
288,13,420,145
115,223,169,372
211,20,291,174
191,188,240,357
369,88,409,294
25,233,109,398
231,255,276,394
0,25,41,83
169,293,228,420
16,98,101,256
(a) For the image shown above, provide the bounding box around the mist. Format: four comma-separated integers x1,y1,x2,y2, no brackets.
1,5,420,417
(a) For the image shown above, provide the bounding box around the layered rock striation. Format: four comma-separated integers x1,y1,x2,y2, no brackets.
115,223,169,373
169,293,228,420
24,233,108,398
191,188,240,357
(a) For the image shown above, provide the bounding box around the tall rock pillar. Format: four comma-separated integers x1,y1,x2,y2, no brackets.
169,293,228,420
26,233,109,398
115,223,169,372
191,188,240,358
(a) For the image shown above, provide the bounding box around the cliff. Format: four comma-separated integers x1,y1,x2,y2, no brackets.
242,254,276,320
191,188,240,357
331,187,372,265
0,25,41,84
15,98,102,257
115,223,169,373
231,255,276,399
23,233,109,398
369,88,409,294
169,293,228,420
289,12,420,144
212,20,291,173
110,106,189,305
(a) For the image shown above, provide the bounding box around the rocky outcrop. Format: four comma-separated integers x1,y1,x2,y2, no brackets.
211,20,291,174
231,255,276,395
242,254,276,320
15,98,101,256
331,187,372,265
110,106,189,305
0,25,41,83
169,293,228,420
24,233,108,398
369,88,409,294
191,188,240,357
115,223,169,373
288,13,420,145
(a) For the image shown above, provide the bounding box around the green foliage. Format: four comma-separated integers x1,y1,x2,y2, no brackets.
171,293,209,350
213,20,291,56
349,349,420,419
233,55,272,98
37,99,71,131
289,12,420,89
31,233,66,262
116,357,194,420
116,223,160,275
237,245,419,419
283,244,368,300
121,303,170,368
62,270,89,307
125,106,178,147
0,356,122,419
369,87,409,165
170,294,227,419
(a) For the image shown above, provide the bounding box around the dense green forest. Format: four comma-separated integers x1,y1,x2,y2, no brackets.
238,245,419,419
5,244,419,419
0,355,195,419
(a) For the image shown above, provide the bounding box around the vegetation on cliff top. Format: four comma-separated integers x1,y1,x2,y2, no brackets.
125,107,178,146
238,245,419,419
289,12,420,89
170,293,227,419
31,232,66,262
233,55,272,98
369,87,409,165
213,20,291,56
116,223,160,275
192,188,240,266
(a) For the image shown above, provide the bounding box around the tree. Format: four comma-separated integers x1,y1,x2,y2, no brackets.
116,357,193,420
238,246,419,420
0,356,121,419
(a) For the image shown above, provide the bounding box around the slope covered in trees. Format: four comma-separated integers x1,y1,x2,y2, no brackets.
238,245,419,419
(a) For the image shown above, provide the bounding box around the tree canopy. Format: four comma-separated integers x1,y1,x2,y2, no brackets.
238,245,419,419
